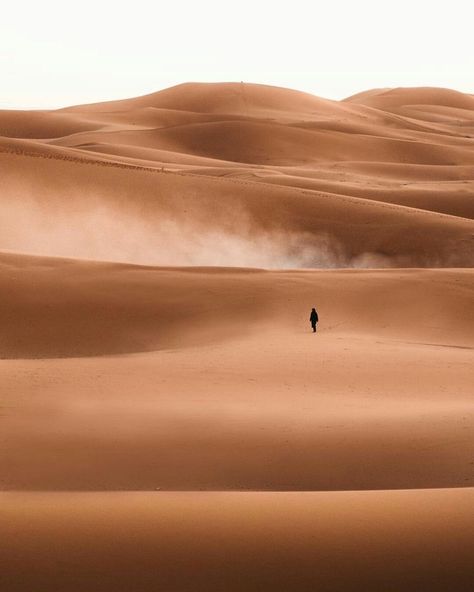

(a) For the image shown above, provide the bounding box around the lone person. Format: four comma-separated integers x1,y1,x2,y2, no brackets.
310,307,319,333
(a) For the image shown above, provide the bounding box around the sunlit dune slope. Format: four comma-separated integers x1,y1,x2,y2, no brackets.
345,87,474,129
345,86,474,112
62,81,353,117
1,252,473,492
1,251,473,358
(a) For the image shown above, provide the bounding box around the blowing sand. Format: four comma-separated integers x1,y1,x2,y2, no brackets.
1,83,473,591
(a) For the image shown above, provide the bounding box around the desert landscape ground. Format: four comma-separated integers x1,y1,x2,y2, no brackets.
1,82,473,591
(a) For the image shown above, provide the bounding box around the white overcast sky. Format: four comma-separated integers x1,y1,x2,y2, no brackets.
1,0,473,109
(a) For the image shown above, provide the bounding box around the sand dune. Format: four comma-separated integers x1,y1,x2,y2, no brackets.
1,251,473,358
50,120,474,166
345,86,474,110
63,82,358,118
0,109,102,139
1,148,473,268
1,82,474,590
1,82,473,273
1,253,473,492
2,490,474,592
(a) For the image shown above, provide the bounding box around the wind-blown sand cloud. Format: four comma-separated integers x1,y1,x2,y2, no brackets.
0,194,394,268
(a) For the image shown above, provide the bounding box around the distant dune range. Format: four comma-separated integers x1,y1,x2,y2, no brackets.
1,84,474,591
1,83,474,267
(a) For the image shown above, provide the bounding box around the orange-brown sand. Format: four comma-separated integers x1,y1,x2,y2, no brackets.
1,257,473,492
1,83,474,267
2,490,473,591
1,83,474,590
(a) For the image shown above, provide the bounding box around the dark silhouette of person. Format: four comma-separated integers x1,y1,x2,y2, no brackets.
310,308,319,332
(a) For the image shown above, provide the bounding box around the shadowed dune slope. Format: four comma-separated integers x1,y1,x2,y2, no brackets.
2,491,474,592
0,110,103,139
51,120,474,166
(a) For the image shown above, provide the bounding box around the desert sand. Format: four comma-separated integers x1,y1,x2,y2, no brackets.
1,83,473,591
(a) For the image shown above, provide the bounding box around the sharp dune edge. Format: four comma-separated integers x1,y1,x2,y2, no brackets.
1,83,474,591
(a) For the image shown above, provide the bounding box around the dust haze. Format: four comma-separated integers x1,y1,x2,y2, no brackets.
0,192,396,269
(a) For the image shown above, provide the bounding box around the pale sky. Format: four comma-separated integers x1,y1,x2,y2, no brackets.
1,0,473,110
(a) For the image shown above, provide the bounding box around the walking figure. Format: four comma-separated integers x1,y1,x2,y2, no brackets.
310,308,319,333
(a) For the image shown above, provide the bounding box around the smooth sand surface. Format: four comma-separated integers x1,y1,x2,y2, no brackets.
1,256,473,493
1,83,473,590
2,490,474,591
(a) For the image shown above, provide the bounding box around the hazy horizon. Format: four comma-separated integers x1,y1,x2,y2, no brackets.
2,0,473,110
3,80,474,112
